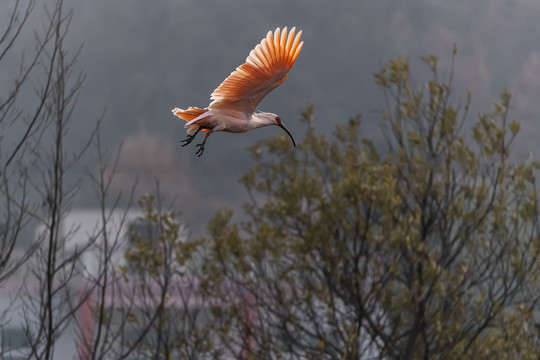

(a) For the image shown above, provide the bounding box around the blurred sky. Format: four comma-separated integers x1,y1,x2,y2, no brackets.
4,0,540,237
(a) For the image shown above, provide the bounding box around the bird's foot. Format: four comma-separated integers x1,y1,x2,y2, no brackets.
180,134,197,147
195,143,206,157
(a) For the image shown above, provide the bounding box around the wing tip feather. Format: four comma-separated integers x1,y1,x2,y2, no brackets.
209,26,303,108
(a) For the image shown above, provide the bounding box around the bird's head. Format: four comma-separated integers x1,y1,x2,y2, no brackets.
274,116,296,147
253,112,296,147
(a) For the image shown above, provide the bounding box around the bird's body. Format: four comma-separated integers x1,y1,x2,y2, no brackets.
172,27,303,156
183,108,274,133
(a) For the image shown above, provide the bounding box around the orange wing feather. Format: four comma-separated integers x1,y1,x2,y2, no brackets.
209,27,303,113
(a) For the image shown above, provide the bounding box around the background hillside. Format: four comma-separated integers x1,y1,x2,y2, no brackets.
4,0,540,236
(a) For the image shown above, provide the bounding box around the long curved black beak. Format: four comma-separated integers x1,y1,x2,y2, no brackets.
278,122,296,147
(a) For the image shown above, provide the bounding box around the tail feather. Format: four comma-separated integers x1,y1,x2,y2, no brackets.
172,107,208,121
187,124,199,133
172,107,211,133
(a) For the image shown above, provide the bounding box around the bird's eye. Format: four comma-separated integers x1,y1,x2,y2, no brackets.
275,116,281,124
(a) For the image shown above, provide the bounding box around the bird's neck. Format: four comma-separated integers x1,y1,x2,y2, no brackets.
251,112,276,129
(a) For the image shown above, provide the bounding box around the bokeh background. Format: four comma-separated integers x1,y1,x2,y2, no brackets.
4,0,540,236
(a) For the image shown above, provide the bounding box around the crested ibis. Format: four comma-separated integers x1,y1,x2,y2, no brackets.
172,27,303,156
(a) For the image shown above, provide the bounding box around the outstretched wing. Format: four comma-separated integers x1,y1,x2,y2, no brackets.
209,27,303,113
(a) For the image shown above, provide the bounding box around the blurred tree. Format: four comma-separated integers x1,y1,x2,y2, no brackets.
116,194,225,359
0,1,173,359
196,53,540,359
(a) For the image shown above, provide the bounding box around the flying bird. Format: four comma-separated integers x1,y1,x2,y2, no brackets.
172,27,303,156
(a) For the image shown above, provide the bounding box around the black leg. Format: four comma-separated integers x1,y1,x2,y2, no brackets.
180,127,202,147
195,132,211,157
